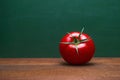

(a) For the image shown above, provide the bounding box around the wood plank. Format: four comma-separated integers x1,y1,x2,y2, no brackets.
0,58,120,80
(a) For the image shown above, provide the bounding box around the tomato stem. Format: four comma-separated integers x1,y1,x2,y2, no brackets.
74,37,78,43
75,45,79,54
60,42,74,44
80,37,91,42
78,27,84,39
73,37,80,45
67,32,74,38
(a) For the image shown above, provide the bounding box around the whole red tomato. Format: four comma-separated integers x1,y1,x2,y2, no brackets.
59,28,95,65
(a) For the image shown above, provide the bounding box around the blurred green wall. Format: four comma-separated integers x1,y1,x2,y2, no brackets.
1,0,120,57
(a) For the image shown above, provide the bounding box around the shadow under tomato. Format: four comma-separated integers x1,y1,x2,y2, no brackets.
60,62,96,67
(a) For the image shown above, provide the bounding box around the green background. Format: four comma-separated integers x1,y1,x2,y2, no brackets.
1,0,120,57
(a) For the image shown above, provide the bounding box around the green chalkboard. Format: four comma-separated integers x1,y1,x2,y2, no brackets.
1,0,120,57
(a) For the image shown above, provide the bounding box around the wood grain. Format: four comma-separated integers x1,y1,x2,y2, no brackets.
0,58,120,80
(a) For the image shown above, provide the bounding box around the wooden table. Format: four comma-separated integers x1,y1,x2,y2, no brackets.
0,58,120,80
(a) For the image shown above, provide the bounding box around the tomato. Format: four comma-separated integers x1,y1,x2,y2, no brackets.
59,28,95,65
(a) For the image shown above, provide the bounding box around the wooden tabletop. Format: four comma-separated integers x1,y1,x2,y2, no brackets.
0,58,120,80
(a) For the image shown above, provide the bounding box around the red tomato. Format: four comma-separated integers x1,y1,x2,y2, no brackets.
59,28,95,65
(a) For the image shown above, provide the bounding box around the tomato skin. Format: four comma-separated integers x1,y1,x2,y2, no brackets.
59,32,95,65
